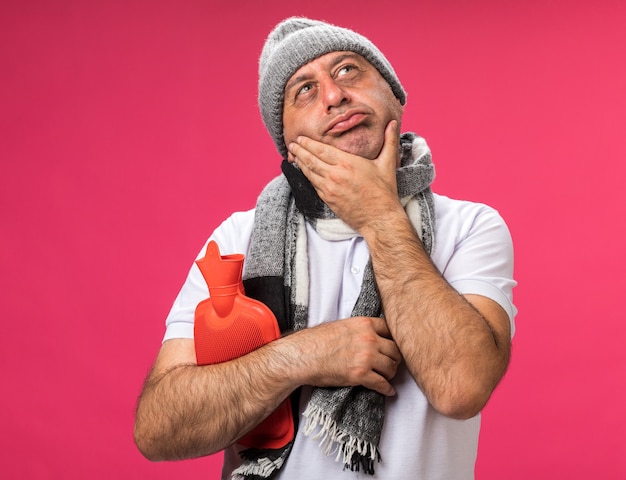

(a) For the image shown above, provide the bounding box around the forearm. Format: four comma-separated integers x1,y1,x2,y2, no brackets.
286,123,511,417
134,338,300,461
135,316,401,460
362,208,511,419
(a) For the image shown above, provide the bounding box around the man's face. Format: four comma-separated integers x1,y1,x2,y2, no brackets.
282,51,404,160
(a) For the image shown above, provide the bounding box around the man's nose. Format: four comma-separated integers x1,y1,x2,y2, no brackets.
320,78,349,112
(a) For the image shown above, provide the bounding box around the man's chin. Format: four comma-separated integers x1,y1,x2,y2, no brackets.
337,141,382,160
333,130,383,159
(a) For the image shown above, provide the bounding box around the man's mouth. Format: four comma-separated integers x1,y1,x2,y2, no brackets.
326,112,367,135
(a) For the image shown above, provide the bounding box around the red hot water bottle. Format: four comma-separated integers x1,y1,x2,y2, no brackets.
194,240,294,449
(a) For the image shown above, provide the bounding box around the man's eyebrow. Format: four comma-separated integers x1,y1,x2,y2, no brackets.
284,53,363,94
285,73,312,94
328,52,362,69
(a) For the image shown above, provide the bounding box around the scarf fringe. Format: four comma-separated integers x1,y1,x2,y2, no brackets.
231,458,283,480
302,403,380,471
232,442,292,480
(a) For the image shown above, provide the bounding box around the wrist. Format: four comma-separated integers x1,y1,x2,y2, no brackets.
360,204,410,242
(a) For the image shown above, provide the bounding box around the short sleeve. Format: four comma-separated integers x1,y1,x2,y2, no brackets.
432,195,518,336
162,210,256,342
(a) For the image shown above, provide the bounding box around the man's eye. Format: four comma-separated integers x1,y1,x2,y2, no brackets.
337,65,355,77
296,84,313,97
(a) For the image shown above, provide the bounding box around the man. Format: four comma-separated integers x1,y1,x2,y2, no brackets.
134,17,517,480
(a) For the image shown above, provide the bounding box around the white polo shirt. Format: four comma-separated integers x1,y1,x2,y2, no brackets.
164,193,517,480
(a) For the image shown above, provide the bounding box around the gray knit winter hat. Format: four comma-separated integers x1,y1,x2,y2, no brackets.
259,17,407,158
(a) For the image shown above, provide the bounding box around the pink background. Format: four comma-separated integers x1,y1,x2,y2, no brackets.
2,0,625,478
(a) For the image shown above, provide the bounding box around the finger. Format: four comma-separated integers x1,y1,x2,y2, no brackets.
377,120,400,168
364,371,396,397
368,316,392,338
373,355,400,381
378,337,402,364
293,136,343,166
359,316,401,363
288,141,324,178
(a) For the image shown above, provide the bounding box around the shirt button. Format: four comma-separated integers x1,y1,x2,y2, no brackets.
351,266,360,275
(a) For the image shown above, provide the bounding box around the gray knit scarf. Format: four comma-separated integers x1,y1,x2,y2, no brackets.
233,133,435,479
